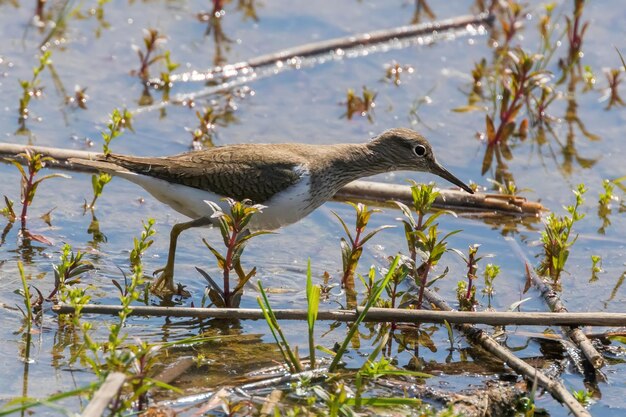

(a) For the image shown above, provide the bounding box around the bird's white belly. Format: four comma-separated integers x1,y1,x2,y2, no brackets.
254,175,314,229
114,171,315,230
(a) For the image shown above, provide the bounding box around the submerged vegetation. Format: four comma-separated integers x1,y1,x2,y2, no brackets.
0,0,624,416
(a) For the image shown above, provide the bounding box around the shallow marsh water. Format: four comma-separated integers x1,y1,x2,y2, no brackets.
0,0,625,415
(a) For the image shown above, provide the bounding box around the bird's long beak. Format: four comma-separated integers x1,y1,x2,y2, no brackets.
431,162,474,194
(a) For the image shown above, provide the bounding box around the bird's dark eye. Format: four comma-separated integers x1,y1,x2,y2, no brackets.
414,145,426,157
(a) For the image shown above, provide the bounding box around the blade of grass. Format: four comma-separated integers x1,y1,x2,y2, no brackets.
306,259,320,369
328,255,400,372
257,281,303,373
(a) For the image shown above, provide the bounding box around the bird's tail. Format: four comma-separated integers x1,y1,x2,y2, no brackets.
68,157,132,174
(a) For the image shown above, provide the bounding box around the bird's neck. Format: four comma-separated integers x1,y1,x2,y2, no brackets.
311,143,394,191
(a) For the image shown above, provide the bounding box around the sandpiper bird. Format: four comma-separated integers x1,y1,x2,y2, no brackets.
70,128,473,295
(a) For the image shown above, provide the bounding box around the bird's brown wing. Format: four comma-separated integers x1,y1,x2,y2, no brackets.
103,146,306,203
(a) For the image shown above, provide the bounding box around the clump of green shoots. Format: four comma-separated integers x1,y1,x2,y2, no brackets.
107,219,155,358
101,107,133,156
157,50,180,101
49,243,93,300
572,388,593,407
4,149,69,243
84,172,111,211
17,51,51,134
333,202,392,289
83,108,133,212
597,179,616,234
538,184,586,283
488,177,528,196
451,244,490,311
342,86,376,122
590,255,602,283
395,182,458,308
455,281,475,312
482,263,500,300
383,256,412,310
199,199,271,307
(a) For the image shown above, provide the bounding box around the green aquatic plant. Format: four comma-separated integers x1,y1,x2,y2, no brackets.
84,108,133,214
17,51,51,134
538,184,586,283
482,263,500,298
101,107,133,157
4,150,69,243
58,220,178,414
482,47,550,174
572,388,593,406
557,0,590,84
333,202,392,290
200,198,272,307
258,280,304,373
191,101,238,150
590,255,602,283
254,260,320,373
597,178,616,234
306,260,321,369
49,243,93,300
85,172,111,211
395,182,457,309
353,332,431,409
134,28,167,82
157,50,179,102
450,244,489,308
328,256,399,372
604,67,624,110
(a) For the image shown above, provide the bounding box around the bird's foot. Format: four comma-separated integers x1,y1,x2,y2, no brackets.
150,267,190,298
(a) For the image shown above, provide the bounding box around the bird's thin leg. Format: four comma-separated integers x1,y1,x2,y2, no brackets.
151,216,214,296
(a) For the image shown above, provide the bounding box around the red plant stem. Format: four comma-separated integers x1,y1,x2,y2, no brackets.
416,212,424,230
389,280,400,331
465,256,477,299
354,227,362,249
223,224,239,306
491,71,527,145
408,212,424,263
341,226,362,286
35,0,46,20
212,0,225,15
20,168,36,232
390,280,398,308
466,277,474,299
417,261,432,309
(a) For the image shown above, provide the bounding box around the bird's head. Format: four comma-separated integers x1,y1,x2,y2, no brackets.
368,128,474,194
